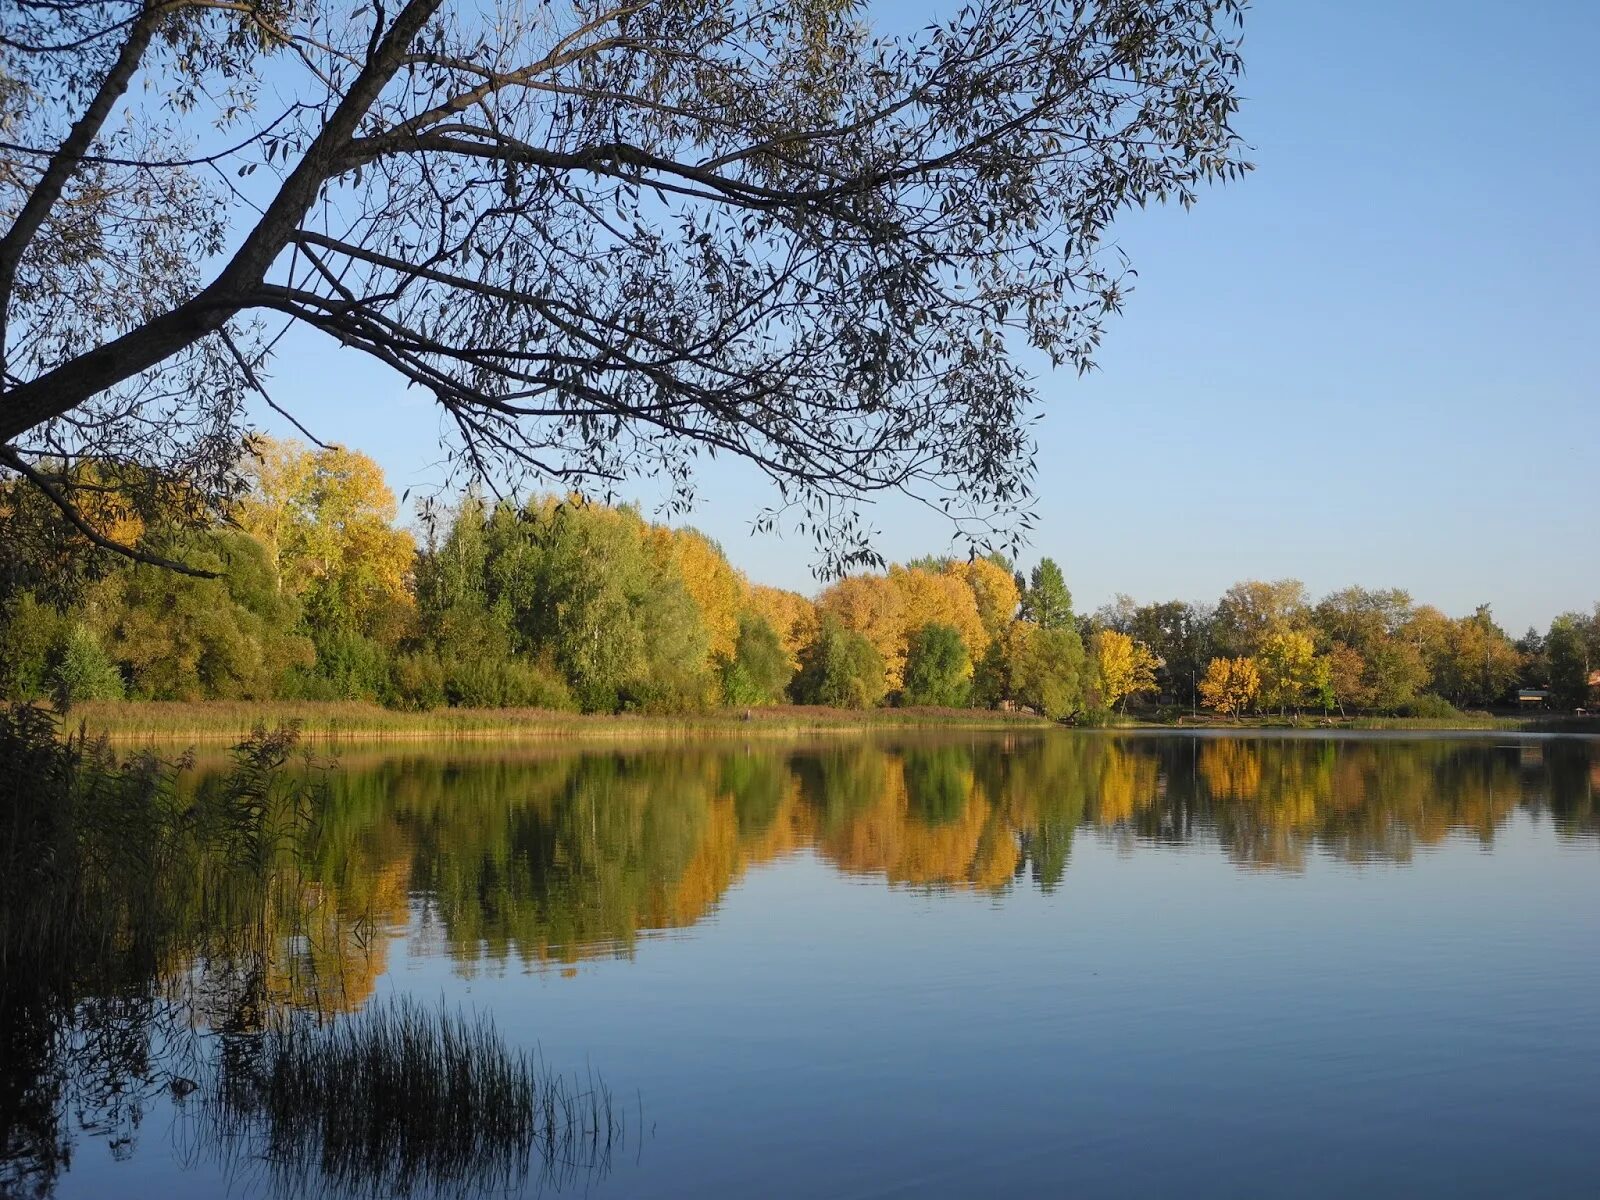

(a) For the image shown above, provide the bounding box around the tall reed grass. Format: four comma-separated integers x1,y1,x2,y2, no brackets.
202,998,621,1198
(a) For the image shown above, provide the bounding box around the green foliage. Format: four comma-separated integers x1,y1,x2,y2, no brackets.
900,623,971,707
1396,693,1460,719
443,656,575,711
720,612,793,707
388,651,448,711
0,592,69,700
290,629,392,702
902,746,971,825
474,501,713,712
91,530,313,700
50,624,123,708
792,616,887,708
1012,625,1086,721
1021,558,1074,631
970,636,1014,709
1546,610,1600,708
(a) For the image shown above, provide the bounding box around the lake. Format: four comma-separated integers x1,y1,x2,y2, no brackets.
5,731,1599,1198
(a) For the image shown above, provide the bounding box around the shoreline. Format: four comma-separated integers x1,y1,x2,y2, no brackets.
59,701,1057,745
48,701,1600,745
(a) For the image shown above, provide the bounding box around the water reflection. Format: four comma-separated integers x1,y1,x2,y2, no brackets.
269,733,1600,983
3,729,1597,1197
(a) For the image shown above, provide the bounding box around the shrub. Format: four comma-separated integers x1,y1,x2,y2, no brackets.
306,629,392,701
50,624,123,708
387,651,448,711
444,656,575,710
1397,693,1460,719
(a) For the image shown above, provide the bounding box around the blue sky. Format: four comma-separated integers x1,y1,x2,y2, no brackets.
254,0,1599,634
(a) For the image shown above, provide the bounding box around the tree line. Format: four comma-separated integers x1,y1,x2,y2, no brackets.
1,438,1594,718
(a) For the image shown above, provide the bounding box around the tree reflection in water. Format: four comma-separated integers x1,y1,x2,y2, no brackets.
3,717,1597,1196
0,711,620,1199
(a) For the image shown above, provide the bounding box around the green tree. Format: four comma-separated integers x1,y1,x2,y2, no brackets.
1011,623,1086,720
720,612,793,707
90,530,313,700
900,623,972,708
480,499,713,712
792,617,887,709
1546,609,1600,709
1021,559,1074,632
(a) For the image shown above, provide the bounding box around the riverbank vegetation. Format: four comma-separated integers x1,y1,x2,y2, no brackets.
0,708,619,1195
3,440,1597,726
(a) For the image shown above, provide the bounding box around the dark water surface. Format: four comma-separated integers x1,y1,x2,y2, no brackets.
8,731,1600,1199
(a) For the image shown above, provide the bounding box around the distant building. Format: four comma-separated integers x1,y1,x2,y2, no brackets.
1517,688,1551,708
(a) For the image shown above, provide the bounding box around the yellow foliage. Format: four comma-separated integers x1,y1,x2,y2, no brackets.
1258,628,1319,712
234,437,415,634
890,565,987,666
950,558,1020,645
816,573,907,690
1094,742,1160,825
746,585,818,671
1199,655,1260,716
649,527,748,662
1090,629,1161,711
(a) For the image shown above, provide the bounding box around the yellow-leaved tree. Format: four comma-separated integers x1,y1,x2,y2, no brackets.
648,527,748,663
1257,628,1320,714
1199,656,1260,718
234,437,415,637
816,573,907,691
746,585,818,673
952,557,1020,646
889,565,987,667
1089,629,1162,712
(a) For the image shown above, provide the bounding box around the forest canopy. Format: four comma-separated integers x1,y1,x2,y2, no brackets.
2,438,1591,719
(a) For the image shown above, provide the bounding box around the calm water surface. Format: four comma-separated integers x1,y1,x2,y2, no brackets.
8,731,1600,1198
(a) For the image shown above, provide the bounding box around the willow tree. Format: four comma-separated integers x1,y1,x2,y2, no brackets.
1,0,1248,571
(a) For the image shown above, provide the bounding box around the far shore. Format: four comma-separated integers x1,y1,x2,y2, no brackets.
47,701,1600,745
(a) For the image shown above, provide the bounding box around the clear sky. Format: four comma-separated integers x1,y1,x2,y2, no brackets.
253,0,1599,634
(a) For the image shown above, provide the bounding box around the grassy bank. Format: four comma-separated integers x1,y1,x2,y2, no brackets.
52,702,1600,746
66,700,1057,744
1153,712,1600,733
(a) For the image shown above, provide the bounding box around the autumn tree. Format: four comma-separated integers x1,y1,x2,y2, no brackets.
1323,642,1367,715
650,527,748,664
816,573,905,691
1199,656,1259,718
1544,609,1599,709
889,565,986,663
0,0,1248,572
746,585,817,674
1089,629,1160,713
1428,605,1522,708
234,437,416,638
954,555,1021,645
1212,579,1309,658
1312,586,1427,711
1257,629,1320,715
